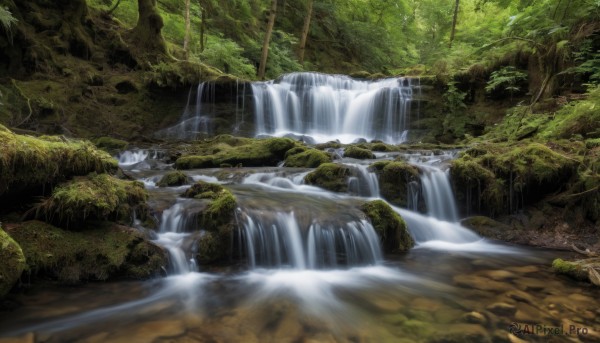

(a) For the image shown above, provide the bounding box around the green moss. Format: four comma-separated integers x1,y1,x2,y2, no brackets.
285,148,332,167
344,146,375,159
451,142,580,217
0,125,118,198
371,161,420,207
0,226,26,297
34,174,148,229
196,224,233,264
156,170,189,187
94,136,129,152
360,200,414,253
175,137,297,169
183,181,237,229
552,258,589,281
304,163,351,192
7,221,167,283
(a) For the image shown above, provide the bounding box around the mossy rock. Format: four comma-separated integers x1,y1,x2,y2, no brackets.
552,258,600,286
196,224,233,264
0,226,26,297
371,161,420,207
344,146,375,159
0,125,118,198
183,181,237,229
285,148,332,168
360,200,414,253
34,174,148,229
6,221,167,283
94,136,129,152
175,137,297,169
304,163,351,192
156,170,190,187
461,216,514,241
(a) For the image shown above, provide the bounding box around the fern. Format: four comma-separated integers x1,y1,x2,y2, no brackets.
0,6,17,42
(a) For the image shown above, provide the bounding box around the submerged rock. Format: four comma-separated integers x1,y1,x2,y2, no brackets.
360,200,414,253
6,221,167,283
0,226,26,297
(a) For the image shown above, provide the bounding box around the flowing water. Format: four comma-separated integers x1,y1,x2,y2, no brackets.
1,74,599,341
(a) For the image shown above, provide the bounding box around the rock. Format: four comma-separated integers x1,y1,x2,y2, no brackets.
0,125,117,199
360,200,414,252
479,269,518,281
110,320,186,343
7,221,167,283
486,303,517,317
453,274,513,292
513,277,547,291
33,174,148,229
284,148,332,168
504,290,534,304
304,163,351,193
460,217,515,241
0,333,35,343
370,161,420,207
343,146,375,159
461,311,487,325
156,170,190,187
0,226,26,297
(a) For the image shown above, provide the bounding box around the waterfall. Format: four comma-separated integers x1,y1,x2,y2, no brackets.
346,164,380,198
236,210,382,269
155,201,200,274
251,72,419,144
157,82,214,140
420,166,459,222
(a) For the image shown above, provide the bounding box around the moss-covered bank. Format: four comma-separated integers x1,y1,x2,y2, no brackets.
360,200,414,253
6,221,167,284
0,125,117,200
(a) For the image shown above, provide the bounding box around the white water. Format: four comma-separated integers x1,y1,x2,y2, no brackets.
420,165,459,222
117,150,149,166
157,83,213,140
252,72,418,144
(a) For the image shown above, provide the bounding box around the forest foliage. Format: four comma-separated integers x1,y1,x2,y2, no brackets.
81,0,599,83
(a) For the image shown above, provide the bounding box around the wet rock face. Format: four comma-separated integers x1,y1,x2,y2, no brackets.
370,160,420,208
0,226,26,297
360,200,414,253
6,221,167,284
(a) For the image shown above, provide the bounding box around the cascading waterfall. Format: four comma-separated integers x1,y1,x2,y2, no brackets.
346,164,380,198
252,72,419,144
236,210,382,269
420,165,459,222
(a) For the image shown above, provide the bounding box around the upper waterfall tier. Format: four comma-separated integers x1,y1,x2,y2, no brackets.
252,72,420,144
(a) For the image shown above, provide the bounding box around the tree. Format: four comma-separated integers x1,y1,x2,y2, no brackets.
449,0,460,48
258,0,277,79
131,0,167,58
183,0,191,55
298,0,313,65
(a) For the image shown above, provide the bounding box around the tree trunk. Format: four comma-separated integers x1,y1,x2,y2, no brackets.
258,0,277,80
183,0,191,55
199,2,206,52
298,0,313,65
449,0,460,48
132,0,167,58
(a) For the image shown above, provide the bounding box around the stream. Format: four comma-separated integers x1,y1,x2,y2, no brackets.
1,73,598,342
